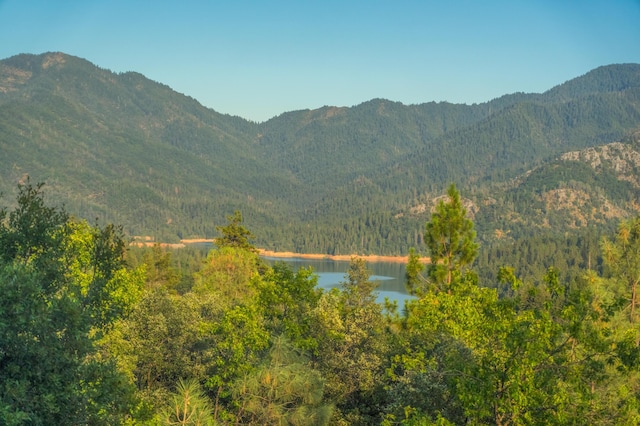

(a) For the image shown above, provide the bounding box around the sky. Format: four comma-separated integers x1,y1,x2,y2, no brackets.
1,1,639,122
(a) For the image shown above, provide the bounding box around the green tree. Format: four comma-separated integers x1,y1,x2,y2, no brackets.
233,335,332,425
161,379,216,426
202,303,270,404
394,243,640,425
425,184,478,292
397,269,569,424
601,216,640,325
106,244,272,422
392,198,640,424
139,244,182,290
190,246,270,421
405,247,427,296
311,258,389,424
0,182,142,425
193,247,260,308
254,262,321,351
215,210,257,253
104,288,204,412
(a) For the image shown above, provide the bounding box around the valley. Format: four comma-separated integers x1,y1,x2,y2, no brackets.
2,52,640,424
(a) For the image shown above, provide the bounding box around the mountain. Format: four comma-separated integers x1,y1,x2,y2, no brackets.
1,52,640,254
0,52,295,241
500,128,640,234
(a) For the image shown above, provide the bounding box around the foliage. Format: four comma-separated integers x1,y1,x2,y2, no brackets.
4,180,640,424
389,187,640,424
128,244,183,290
601,216,640,325
310,258,390,424
474,227,604,291
161,379,216,426
104,287,204,411
192,247,260,307
214,211,258,253
405,247,427,296
232,335,332,425
392,261,640,424
0,182,142,425
254,262,321,351
424,184,478,292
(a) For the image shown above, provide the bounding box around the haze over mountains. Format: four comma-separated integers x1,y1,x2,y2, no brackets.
1,52,640,255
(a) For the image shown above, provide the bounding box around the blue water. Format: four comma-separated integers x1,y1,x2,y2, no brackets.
262,257,416,307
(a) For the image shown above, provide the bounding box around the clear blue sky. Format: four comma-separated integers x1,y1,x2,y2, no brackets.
1,0,639,122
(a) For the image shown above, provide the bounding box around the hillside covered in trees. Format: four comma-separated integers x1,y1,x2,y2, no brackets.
3,183,640,425
1,52,640,256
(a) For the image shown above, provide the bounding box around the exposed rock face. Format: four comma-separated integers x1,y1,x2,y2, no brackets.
539,187,627,227
561,142,640,188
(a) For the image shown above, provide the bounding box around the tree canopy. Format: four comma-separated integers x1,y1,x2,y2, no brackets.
215,210,258,253
0,182,143,425
425,183,478,292
3,182,640,424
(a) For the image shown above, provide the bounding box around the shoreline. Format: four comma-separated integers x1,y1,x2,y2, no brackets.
257,249,429,264
132,239,430,264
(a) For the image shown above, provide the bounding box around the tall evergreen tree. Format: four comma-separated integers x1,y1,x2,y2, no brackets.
214,211,257,253
425,183,478,292
601,216,640,325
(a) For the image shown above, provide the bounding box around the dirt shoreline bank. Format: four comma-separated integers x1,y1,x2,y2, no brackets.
258,249,430,264
132,239,429,264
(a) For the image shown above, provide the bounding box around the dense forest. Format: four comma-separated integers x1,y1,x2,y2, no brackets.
1,53,640,255
2,182,640,425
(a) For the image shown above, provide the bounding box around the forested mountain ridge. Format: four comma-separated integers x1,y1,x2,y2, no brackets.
0,52,295,241
1,52,640,253
454,129,640,287
502,128,640,232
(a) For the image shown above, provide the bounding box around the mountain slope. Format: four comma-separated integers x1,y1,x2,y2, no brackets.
1,52,639,253
0,52,299,241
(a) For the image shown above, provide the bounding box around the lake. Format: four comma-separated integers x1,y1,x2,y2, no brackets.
261,256,415,306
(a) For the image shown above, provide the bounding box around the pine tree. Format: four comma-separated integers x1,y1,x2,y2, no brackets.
425,184,478,293
214,211,257,253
